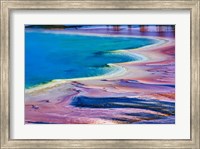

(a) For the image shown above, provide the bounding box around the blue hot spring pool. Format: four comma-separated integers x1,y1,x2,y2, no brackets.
25,30,157,88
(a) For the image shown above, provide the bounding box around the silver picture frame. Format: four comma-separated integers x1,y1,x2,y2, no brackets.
0,0,199,148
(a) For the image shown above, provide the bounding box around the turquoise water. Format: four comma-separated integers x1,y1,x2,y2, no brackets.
25,30,157,88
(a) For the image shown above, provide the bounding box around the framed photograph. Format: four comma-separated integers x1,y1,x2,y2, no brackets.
1,0,199,148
